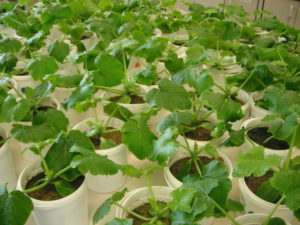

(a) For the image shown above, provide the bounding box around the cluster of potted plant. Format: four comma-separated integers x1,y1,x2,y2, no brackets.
0,0,300,225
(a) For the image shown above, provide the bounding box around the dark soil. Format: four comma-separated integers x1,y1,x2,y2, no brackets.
247,127,289,150
127,202,171,225
185,126,212,141
81,33,92,40
15,71,29,76
232,96,245,105
109,95,145,104
245,171,274,194
25,172,84,201
170,156,224,181
89,127,122,149
0,136,4,147
36,106,56,112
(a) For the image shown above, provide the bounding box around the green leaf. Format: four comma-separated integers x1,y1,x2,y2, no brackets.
168,188,196,213
146,78,191,112
186,69,214,95
64,83,94,110
0,53,18,72
93,198,112,224
18,0,35,6
121,165,143,178
48,40,70,63
256,180,281,203
33,109,69,132
226,199,244,212
221,129,245,147
183,177,218,195
151,127,179,164
0,96,31,122
104,102,133,122
294,209,300,221
134,65,157,86
0,38,22,53
122,114,157,160
100,137,117,150
186,44,206,65
111,188,128,202
91,54,125,87
41,4,73,23
233,146,282,177
11,124,57,143
26,56,59,80
105,218,133,225
201,91,244,122
44,74,83,88
266,217,286,225
270,170,300,196
45,130,94,173
157,111,193,133
0,185,33,225
54,180,76,197
201,144,219,158
134,37,168,63
170,210,196,225
70,145,120,175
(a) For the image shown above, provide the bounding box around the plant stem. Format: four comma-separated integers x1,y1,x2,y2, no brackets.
39,153,49,173
114,202,151,221
23,180,50,194
10,84,24,98
262,196,285,225
232,69,256,96
193,157,202,177
144,174,158,210
210,198,241,225
53,165,72,179
0,136,10,146
285,126,297,169
102,128,120,134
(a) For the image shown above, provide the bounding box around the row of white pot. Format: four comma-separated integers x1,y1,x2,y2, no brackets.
2,129,293,225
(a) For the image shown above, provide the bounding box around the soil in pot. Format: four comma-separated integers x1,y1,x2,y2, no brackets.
184,126,212,141
170,156,224,181
109,95,145,104
25,172,84,201
0,136,4,147
127,202,171,225
89,127,122,149
245,170,282,204
247,127,289,150
15,71,29,76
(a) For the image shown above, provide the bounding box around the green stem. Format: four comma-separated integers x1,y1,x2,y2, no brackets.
214,82,227,94
10,83,24,98
53,165,72,179
23,180,50,194
40,153,49,173
210,198,241,225
285,126,297,169
232,69,256,96
35,84,53,107
114,202,151,221
193,157,202,177
262,196,285,225
102,128,120,134
145,174,158,210
122,48,128,81
179,144,193,155
92,98,99,123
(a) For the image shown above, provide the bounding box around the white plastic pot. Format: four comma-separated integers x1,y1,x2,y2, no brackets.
73,117,127,193
116,186,173,221
177,111,228,148
250,91,270,118
17,161,89,225
13,74,40,94
231,89,251,130
81,34,98,49
101,85,169,130
239,178,294,223
234,213,291,225
0,128,17,191
164,148,233,189
164,148,233,225
241,118,291,159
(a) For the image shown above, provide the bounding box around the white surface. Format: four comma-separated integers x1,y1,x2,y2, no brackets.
8,138,299,225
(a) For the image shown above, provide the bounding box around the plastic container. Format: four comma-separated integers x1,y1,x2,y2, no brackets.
17,161,89,225
241,118,292,159
164,148,233,225
234,213,291,225
239,178,294,223
250,91,270,118
0,127,17,191
73,117,127,193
